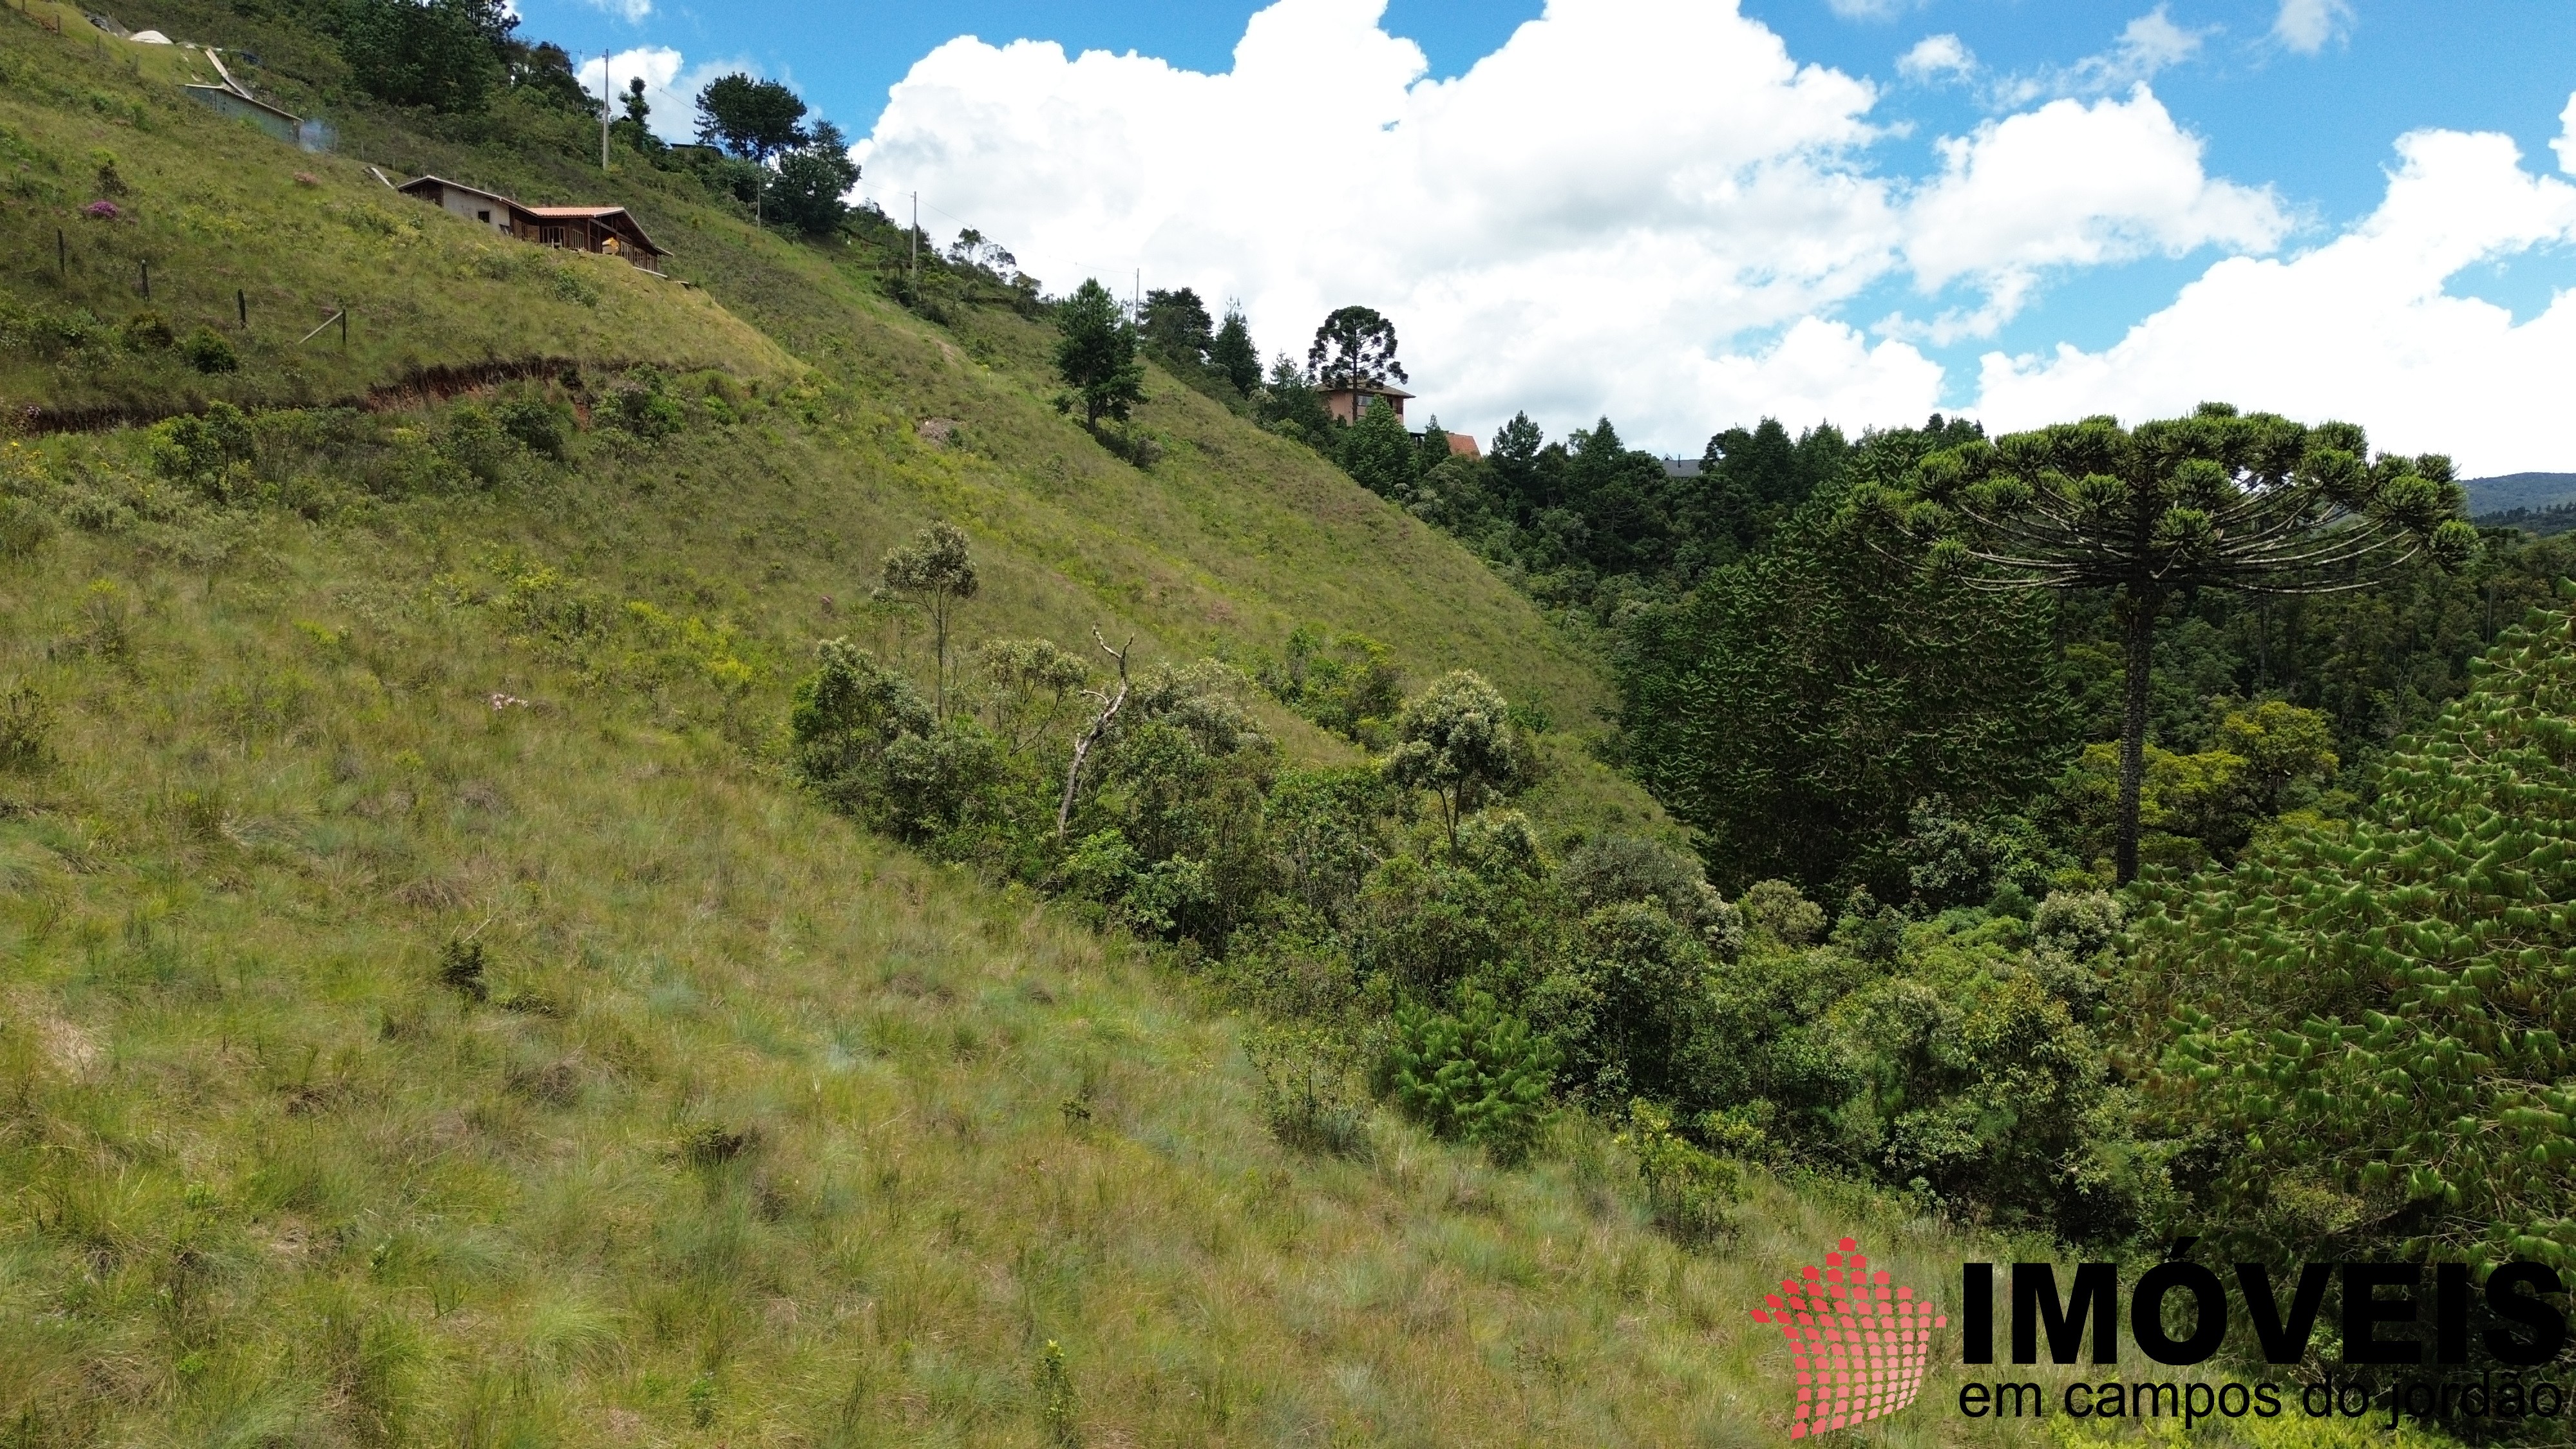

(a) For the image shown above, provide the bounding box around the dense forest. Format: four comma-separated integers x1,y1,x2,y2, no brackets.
1018,279,2576,1272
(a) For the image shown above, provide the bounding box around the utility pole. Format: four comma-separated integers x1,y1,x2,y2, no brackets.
601,51,611,171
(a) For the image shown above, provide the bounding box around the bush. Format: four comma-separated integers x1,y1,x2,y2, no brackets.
0,496,55,560
1615,1099,1739,1245
120,310,173,350
146,401,256,499
1246,1025,1370,1158
433,404,515,488
605,370,684,440
0,683,52,773
1381,992,1557,1164
492,396,568,459
180,328,239,374
788,640,934,816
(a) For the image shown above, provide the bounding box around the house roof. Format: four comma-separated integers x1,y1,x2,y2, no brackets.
398,175,511,207
1321,379,1414,399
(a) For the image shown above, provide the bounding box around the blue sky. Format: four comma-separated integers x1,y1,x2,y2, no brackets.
516,1,2576,471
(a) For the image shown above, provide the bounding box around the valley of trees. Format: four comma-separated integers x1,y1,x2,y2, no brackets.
1023,278,2576,1276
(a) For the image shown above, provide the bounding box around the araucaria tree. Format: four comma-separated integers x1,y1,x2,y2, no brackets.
1882,404,2474,883
1307,305,1405,390
879,521,979,719
1054,280,1144,429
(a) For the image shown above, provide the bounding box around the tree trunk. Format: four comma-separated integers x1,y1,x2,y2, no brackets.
1057,633,1131,838
931,596,948,722
2114,589,2161,886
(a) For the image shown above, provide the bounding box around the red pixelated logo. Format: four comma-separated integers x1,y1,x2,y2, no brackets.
1750,1236,1946,1439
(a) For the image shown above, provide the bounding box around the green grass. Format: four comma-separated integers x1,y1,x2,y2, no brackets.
0,10,2418,1442
0,478,2019,1447
0,2,796,415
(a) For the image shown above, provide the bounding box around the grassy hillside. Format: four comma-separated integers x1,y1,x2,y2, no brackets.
0,8,2435,1446
1,3,795,417
0,498,1980,1446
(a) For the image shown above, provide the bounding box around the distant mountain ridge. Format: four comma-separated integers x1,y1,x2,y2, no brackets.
2466,472,2576,518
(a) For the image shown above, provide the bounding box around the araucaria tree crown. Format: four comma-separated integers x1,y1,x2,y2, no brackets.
1307,306,1406,390
1864,402,2474,884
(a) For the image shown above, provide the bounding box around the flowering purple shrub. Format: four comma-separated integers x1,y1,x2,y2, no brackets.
82,200,120,220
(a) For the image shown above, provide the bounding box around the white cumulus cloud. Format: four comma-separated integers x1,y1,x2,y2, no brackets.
1975,128,2576,474
2271,0,2353,54
1894,87,2287,340
858,0,1927,439
1897,33,1973,84
2557,90,2576,175
857,0,2291,446
846,0,2575,473
1991,5,2211,106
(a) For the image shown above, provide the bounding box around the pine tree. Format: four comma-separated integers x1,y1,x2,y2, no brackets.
2136,591,2576,1271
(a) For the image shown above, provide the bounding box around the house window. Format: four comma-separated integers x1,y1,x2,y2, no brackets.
540,226,564,247
476,209,491,223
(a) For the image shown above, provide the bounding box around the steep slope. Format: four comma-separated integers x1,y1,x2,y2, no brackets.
0,497,2018,1446
0,3,795,417
0,8,2456,1448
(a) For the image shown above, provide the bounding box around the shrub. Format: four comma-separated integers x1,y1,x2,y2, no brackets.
788,640,934,816
1615,1099,1739,1245
1246,1025,1371,1158
146,402,255,491
0,683,51,773
492,396,569,459
437,938,488,1001
434,404,515,488
0,496,55,560
120,310,173,350
1382,992,1557,1164
606,370,684,440
179,328,238,374
1739,878,1825,946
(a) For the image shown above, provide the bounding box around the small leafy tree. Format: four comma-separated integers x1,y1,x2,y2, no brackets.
1383,992,1557,1164
1880,404,2472,882
788,639,933,814
975,638,1090,753
694,73,808,222
768,122,858,236
1338,397,1416,498
878,522,979,719
1307,305,1405,391
1615,1099,1741,1245
1255,354,1334,448
1209,305,1260,395
1052,280,1144,429
1388,672,1526,849
694,73,808,160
